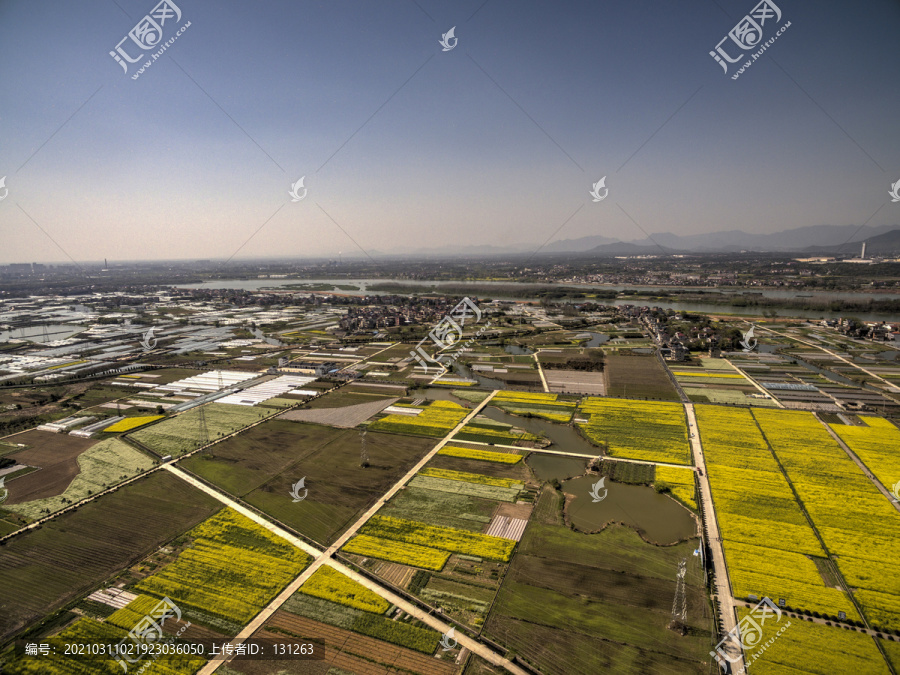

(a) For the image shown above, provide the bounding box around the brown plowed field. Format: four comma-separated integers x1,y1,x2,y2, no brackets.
3,430,97,503
256,611,456,675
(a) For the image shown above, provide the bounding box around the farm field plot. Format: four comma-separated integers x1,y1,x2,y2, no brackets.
343,533,450,571
579,397,691,465
604,354,680,400
695,406,857,620
491,391,576,422
180,419,349,496
130,403,273,456
2,616,205,675
102,414,164,432
282,594,441,654
437,445,521,463
360,515,515,561
299,566,391,613
828,416,900,495
734,606,890,675
254,611,456,675
543,368,607,395
487,486,710,674
0,471,220,642
0,430,98,503
279,396,398,427
409,475,521,502
135,507,310,626
368,400,468,437
681,386,777,406
654,465,697,511
379,485,496,532
452,416,542,446
242,424,434,545
418,467,523,488
181,419,435,544
4,439,155,521
753,409,900,631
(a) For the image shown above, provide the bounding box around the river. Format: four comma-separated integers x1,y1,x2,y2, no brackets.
172,278,900,322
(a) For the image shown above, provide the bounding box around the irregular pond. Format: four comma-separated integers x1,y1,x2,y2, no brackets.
526,454,586,482
562,475,696,545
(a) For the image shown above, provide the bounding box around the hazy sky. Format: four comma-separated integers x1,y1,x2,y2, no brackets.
1,0,899,263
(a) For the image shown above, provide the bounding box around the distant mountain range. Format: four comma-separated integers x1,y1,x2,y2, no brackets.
388,224,900,257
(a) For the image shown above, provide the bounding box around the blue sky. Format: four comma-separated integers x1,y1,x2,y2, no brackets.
1,0,899,263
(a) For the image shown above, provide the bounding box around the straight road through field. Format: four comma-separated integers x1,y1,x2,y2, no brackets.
176,390,528,675
724,357,786,408
534,350,550,392
684,403,745,672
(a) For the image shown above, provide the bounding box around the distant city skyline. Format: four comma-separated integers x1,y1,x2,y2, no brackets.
1,0,899,264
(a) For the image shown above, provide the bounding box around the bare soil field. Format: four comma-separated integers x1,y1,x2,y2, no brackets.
2,430,97,504
544,369,606,395
304,389,396,410
258,611,457,675
604,354,680,401
280,397,398,428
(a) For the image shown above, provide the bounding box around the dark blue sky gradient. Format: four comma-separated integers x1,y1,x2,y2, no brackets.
1,0,898,262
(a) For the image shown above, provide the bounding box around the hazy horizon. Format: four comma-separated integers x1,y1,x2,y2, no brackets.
2,0,899,264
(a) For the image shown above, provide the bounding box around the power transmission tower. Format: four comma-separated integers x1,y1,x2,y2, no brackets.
359,428,369,468
671,558,688,623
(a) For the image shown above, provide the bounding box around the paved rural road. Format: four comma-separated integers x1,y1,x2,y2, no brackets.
175,390,529,675
684,403,745,672
724,357,786,408
533,350,550,393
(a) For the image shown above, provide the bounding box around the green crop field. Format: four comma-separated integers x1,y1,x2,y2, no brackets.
282,593,441,654
181,419,435,545
379,485,496,532
604,354,680,400
130,403,273,456
485,486,710,675
0,472,221,643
